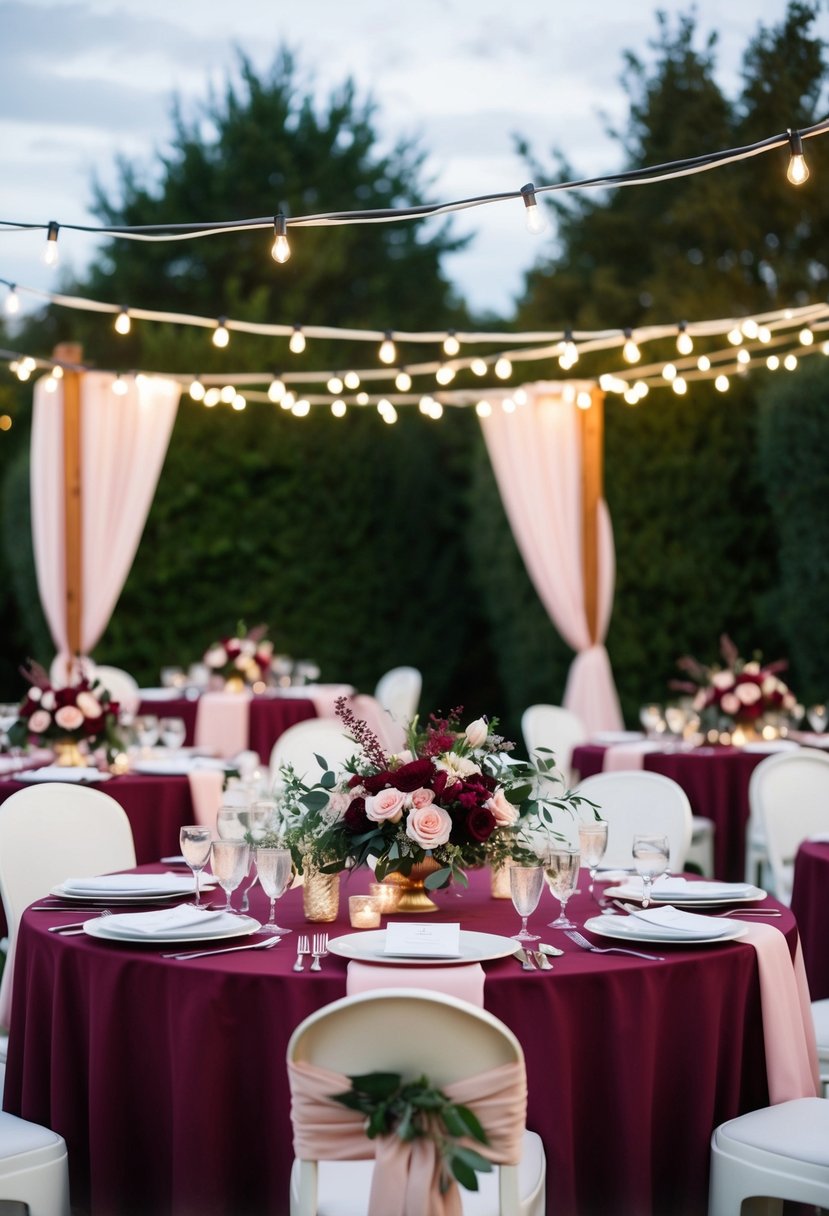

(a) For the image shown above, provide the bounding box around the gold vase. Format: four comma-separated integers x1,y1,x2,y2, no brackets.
53,739,87,767
302,869,340,922
224,676,246,694
382,856,442,914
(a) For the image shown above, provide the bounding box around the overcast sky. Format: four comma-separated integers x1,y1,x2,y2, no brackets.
0,0,824,317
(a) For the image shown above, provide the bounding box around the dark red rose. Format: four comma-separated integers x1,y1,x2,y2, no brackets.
343,797,371,833
389,758,435,792
457,786,485,810
465,807,497,842
432,769,450,797
361,770,395,795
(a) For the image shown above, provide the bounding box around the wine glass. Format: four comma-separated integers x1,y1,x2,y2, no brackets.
179,825,213,907
134,714,159,749
578,821,608,898
159,716,186,750
0,704,19,754
160,666,185,689
639,704,664,738
509,864,545,942
255,847,293,934
632,833,670,907
216,808,247,841
210,840,251,913
544,848,581,929
807,704,828,734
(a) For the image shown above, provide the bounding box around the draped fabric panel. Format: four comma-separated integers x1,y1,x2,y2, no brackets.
480,384,623,732
31,373,180,661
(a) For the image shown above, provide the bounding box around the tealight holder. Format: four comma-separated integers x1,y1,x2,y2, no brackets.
369,882,402,915
348,895,381,929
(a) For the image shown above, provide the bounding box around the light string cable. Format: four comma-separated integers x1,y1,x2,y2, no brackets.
0,120,826,246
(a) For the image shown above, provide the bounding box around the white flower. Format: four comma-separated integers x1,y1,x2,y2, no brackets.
762,676,777,695
321,792,350,824
743,661,760,675
27,687,42,703
240,638,257,657
464,718,489,749
434,753,480,781
711,671,735,691
41,690,56,710
204,646,227,669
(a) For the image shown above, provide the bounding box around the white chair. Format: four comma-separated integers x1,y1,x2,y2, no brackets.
521,705,587,789
749,750,829,903
813,999,829,1098
373,667,421,727
287,988,546,1215
91,665,141,717
574,770,693,873
0,784,136,1029
708,1097,829,1214
0,1111,70,1216
686,816,716,879
269,719,358,787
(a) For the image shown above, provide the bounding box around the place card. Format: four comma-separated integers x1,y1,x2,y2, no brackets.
384,921,461,958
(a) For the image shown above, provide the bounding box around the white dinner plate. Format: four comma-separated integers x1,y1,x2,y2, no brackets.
19,767,112,784
136,688,181,701
327,929,517,966
50,877,216,902
604,880,767,907
131,757,227,776
84,913,260,944
590,731,646,745
583,914,747,946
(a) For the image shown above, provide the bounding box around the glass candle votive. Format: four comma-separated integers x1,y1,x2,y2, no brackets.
369,882,402,915
348,894,381,929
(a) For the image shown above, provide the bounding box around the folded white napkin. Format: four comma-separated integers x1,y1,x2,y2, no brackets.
61,874,197,895
591,730,646,745
621,905,736,938
615,875,757,900
20,766,108,784
103,905,229,935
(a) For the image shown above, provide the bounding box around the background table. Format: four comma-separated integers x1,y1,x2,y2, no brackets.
4,867,792,1216
791,839,829,999
138,693,317,758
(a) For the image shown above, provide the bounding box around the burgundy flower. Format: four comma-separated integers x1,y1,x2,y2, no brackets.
388,758,435,792
465,807,497,842
361,770,396,795
343,798,371,833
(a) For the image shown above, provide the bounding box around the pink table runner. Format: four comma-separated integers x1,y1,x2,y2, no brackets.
346,960,485,1007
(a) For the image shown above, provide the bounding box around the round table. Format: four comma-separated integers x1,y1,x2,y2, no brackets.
137,694,317,757
4,868,792,1216
791,839,829,999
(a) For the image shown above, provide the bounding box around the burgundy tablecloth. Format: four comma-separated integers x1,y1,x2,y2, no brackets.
791,840,829,999
4,867,793,1216
573,743,770,881
138,695,317,759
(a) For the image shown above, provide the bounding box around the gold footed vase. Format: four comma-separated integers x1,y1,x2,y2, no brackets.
382,856,442,913
53,739,87,767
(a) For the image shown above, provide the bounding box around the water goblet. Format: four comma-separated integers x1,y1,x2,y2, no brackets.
216,808,247,842
544,848,580,929
255,847,293,935
509,864,545,942
159,716,186,750
160,666,185,689
639,704,665,738
807,704,828,734
179,825,213,907
210,839,251,913
632,833,670,907
578,820,609,899
134,714,159,750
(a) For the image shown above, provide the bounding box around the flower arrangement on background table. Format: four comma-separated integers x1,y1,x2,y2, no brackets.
202,622,275,689
671,634,798,740
9,661,123,763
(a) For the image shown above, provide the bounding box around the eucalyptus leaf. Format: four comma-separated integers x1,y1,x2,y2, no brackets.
424,866,452,889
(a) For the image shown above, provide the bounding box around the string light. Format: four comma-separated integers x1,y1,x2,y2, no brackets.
289,326,306,354
676,323,693,355
715,374,730,392
784,353,798,370
471,358,488,376
43,373,58,393
331,400,347,417
395,370,412,392
727,327,743,345
212,318,229,348
757,326,772,343
697,355,711,371
741,319,759,339
475,400,492,417
268,376,286,402
232,394,246,411
557,331,578,370
220,385,236,403
43,222,59,267
502,398,516,413
766,354,780,370
799,327,814,345
112,374,128,396
520,183,547,234
576,391,592,410
823,341,829,355
270,213,291,264
281,391,296,410
435,365,455,385
204,388,220,406
737,349,751,364
787,129,810,185
494,357,512,380
442,332,460,357
622,329,641,363
378,333,397,364
114,307,131,336
671,376,687,395
343,371,360,390
327,375,344,394
356,391,369,405
662,363,677,381
4,285,19,316
292,399,310,417
377,399,397,424
189,378,205,401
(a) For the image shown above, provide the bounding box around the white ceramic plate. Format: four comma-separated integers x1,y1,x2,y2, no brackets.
590,731,646,745
583,914,747,945
131,758,227,776
84,913,260,944
50,879,216,902
137,688,181,701
604,882,767,908
327,929,518,966
19,767,112,784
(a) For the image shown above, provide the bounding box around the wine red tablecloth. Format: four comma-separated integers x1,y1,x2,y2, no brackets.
572,743,770,881
791,839,829,999
137,694,317,758
4,867,794,1216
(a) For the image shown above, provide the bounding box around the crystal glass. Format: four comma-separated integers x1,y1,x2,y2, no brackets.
639,704,664,738
179,825,212,907
544,848,580,928
807,704,828,734
210,840,251,913
0,704,19,754
663,705,688,738
632,833,670,907
160,666,185,689
159,716,186,750
216,808,247,841
134,714,159,749
509,864,544,942
578,821,608,896
255,847,293,935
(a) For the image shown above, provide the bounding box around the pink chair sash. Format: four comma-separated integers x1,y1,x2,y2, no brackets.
187,769,225,829
194,692,250,758
288,1057,526,1216
346,961,485,1007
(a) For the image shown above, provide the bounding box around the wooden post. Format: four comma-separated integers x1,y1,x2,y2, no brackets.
53,343,83,660
578,388,605,645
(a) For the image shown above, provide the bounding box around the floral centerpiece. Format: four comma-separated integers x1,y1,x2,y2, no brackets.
278,700,592,905
202,622,274,689
9,661,123,764
671,634,797,738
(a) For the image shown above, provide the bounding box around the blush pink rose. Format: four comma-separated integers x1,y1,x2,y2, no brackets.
55,705,84,731
405,804,452,849
735,681,762,705
409,787,435,810
720,693,740,715
464,718,488,748
76,692,103,719
28,709,52,734
711,671,735,691
485,788,519,826
365,787,406,824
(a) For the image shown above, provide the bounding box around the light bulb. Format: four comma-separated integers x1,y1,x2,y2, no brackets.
327,375,343,394
331,400,347,417
112,375,128,396
15,362,31,382
494,357,512,380
662,363,677,382
395,370,412,392
741,319,759,340
114,308,131,336
715,374,730,392
52,366,63,380
268,377,286,403
697,355,711,371
737,349,751,365
292,399,310,417
219,385,235,404
4,286,20,316
676,324,693,355
281,391,295,410
823,341,829,356
576,391,592,410
356,391,369,405
43,374,58,393
799,327,814,346
189,379,205,401
520,182,547,234
212,319,229,348
766,354,780,370
672,376,687,395
270,213,291,263
558,332,578,369
624,388,639,405
435,364,455,385
502,398,516,414
475,400,492,417
727,328,743,345
418,396,433,414
378,333,396,364
442,332,460,357
784,353,798,371
232,394,246,411
757,326,772,344
43,222,59,267
289,326,306,355
634,381,649,399
622,329,640,363
344,371,360,390
786,130,810,185
203,388,221,407
470,358,488,377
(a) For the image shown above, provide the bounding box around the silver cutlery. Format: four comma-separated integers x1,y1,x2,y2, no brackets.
533,950,554,970
162,936,281,961
563,928,665,962
538,942,564,958
49,910,112,933
513,947,536,971
293,934,311,971
713,909,781,917
310,933,328,971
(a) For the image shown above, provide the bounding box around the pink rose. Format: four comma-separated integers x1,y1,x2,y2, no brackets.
485,788,519,826
720,693,740,715
711,671,735,691
55,705,84,731
76,692,103,719
40,690,56,711
735,681,762,705
365,787,406,824
28,709,52,734
204,646,227,669
405,804,452,849
409,787,435,810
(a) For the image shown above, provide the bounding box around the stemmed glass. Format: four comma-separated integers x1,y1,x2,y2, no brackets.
0,704,19,754
807,704,828,734
159,716,187,750
632,834,670,907
544,848,581,929
210,840,251,913
179,825,213,907
509,864,545,942
134,715,159,750
255,847,293,935
578,821,608,900
639,704,664,738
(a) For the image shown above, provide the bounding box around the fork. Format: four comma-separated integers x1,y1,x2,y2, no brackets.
293,934,310,971
713,909,781,917
563,928,665,962
163,936,281,961
310,933,329,971
49,910,112,933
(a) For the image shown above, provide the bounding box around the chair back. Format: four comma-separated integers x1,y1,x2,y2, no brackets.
373,667,421,726
521,704,587,787
270,719,357,786
574,770,693,872
749,749,829,903
92,665,141,716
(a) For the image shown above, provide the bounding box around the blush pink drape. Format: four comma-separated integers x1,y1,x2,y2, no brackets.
31,372,180,660
480,385,623,733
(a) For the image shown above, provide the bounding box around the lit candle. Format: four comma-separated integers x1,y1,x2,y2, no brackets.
370,882,402,914
348,895,381,929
